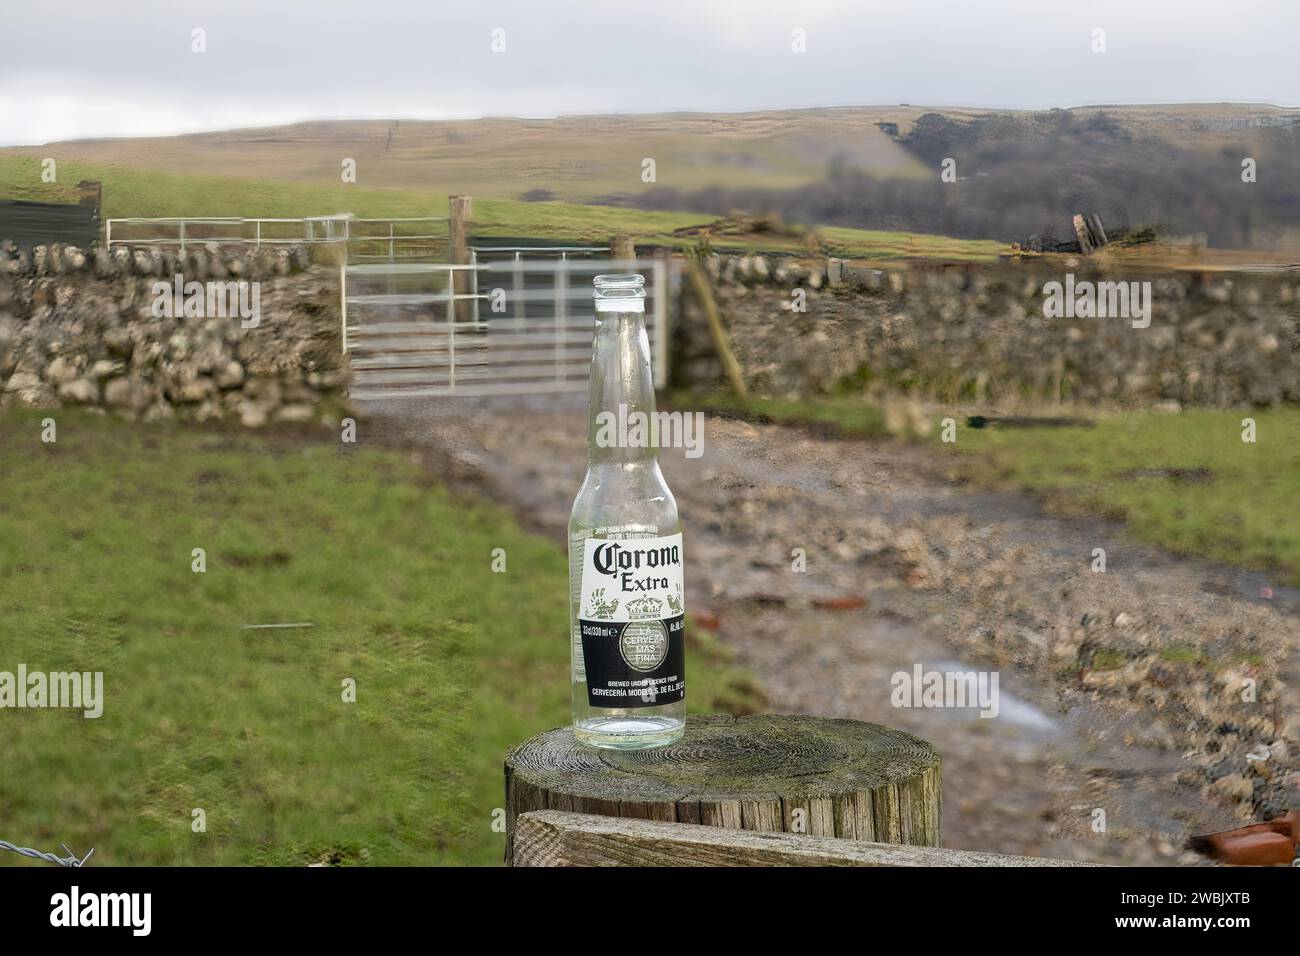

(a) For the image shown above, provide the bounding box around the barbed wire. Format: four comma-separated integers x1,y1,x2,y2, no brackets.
0,839,94,867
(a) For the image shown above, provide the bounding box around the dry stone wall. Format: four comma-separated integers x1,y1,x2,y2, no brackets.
675,254,1300,408
0,242,349,425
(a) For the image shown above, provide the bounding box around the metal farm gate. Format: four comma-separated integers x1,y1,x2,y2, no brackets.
343,245,670,400
106,214,447,258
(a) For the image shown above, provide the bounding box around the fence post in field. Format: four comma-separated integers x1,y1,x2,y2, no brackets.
77,179,102,212
652,248,669,389
685,251,747,400
610,234,635,269
449,194,473,323
1071,213,1093,255
339,262,348,354
503,714,941,865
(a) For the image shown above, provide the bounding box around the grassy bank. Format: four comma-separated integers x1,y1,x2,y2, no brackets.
946,407,1300,585
679,393,1300,584
0,409,759,866
0,155,1004,262
676,391,890,437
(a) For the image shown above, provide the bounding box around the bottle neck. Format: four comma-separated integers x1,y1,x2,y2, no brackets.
587,306,657,464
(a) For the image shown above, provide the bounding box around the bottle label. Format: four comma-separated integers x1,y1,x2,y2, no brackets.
578,532,685,708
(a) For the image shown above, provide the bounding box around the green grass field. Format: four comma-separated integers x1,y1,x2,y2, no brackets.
819,226,1005,262
0,409,760,866
946,408,1300,585
1,111,928,202
0,154,1005,262
675,391,889,437
680,394,1300,585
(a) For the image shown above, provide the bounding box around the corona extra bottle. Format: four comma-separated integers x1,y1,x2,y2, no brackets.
569,273,685,749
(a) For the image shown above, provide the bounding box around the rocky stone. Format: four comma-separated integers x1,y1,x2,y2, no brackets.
58,377,98,403
43,355,80,385
1207,757,1235,781
1248,751,1273,777
89,359,124,380
1210,773,1255,803
3,369,41,393
0,247,348,425
274,403,316,423
238,403,269,428
103,376,152,411
142,401,174,422
194,400,224,422
243,377,282,405
214,360,245,389
675,255,1300,407
307,369,348,389
103,327,134,359
175,377,216,404
1082,666,1128,691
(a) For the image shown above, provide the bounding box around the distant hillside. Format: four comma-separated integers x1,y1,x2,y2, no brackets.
1,108,935,200
611,105,1300,251
0,153,1008,264
4,103,1297,251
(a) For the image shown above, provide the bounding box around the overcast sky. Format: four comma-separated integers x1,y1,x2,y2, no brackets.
1,0,1297,146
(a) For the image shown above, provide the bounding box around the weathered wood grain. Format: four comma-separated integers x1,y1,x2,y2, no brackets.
610,234,635,266
515,811,1097,867
1072,213,1093,254
449,194,473,323
685,252,748,400
504,714,941,863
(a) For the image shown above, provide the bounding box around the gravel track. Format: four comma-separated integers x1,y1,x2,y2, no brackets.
367,395,1298,865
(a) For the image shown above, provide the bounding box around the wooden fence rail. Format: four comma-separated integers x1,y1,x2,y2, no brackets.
514,811,1098,867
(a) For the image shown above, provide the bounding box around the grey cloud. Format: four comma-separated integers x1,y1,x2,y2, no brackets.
1,0,1297,144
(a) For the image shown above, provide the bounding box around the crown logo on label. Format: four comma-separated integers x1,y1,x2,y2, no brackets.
625,596,664,620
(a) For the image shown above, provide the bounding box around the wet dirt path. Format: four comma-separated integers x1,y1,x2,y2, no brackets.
367,395,1298,865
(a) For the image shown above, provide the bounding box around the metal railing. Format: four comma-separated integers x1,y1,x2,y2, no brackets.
469,245,609,335
105,215,448,259
474,256,670,388
341,262,486,356
343,254,673,400
344,217,449,261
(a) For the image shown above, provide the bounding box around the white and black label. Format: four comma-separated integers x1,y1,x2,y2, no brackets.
578,532,685,708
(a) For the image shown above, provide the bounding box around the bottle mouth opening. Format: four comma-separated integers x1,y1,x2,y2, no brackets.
593,273,646,300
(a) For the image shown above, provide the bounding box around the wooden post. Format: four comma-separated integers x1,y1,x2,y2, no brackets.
610,234,635,269
651,248,670,390
77,180,102,215
1071,214,1093,255
1088,213,1108,248
504,714,941,865
684,251,748,400
449,194,472,323
339,261,348,355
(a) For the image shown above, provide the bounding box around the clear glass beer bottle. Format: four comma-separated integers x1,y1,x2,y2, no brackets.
568,274,685,749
